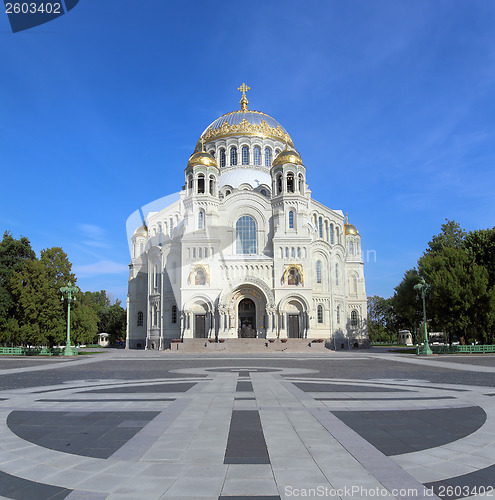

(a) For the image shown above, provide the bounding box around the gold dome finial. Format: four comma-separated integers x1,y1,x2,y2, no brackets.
143,217,148,231
200,136,205,152
237,82,250,111
345,212,349,224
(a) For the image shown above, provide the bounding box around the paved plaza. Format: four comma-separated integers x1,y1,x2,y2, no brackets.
0,349,495,500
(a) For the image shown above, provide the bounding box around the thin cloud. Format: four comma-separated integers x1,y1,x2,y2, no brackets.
73,260,128,277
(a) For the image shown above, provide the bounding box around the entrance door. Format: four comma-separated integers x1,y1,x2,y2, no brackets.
288,314,300,338
195,314,206,338
238,298,256,338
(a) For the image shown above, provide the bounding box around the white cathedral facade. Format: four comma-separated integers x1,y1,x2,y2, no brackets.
126,86,369,349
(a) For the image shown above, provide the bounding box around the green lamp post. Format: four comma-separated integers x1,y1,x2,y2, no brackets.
60,282,79,356
414,278,433,355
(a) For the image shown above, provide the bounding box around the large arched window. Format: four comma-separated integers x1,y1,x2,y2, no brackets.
198,210,204,230
316,261,322,284
236,216,257,254
230,147,238,166
264,147,272,166
317,305,323,324
253,146,261,165
209,175,216,196
318,217,323,238
288,210,294,229
330,224,334,244
336,306,340,324
335,263,339,286
219,148,226,168
241,146,249,165
137,311,144,327
349,241,354,255
171,305,177,324
351,310,358,327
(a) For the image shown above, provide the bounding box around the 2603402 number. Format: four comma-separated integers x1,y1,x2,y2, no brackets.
5,2,62,14
437,485,494,497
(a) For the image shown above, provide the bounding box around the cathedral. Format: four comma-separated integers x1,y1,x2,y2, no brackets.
126,85,369,349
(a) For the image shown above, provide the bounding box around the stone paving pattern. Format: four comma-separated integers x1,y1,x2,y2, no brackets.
0,350,494,499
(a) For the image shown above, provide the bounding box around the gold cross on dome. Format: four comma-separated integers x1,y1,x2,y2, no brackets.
237,83,250,111
200,136,205,152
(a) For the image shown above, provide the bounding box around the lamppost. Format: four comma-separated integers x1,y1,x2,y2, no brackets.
60,282,79,356
414,278,433,355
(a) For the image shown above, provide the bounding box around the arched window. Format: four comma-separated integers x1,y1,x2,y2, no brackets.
352,274,358,294
349,241,354,255
220,148,226,168
275,148,281,156
335,263,339,286
253,146,261,165
241,146,249,165
192,248,196,259
198,211,204,230
198,247,202,259
277,175,282,194
318,217,323,238
287,172,294,193
264,147,272,166
171,305,177,324
316,261,322,284
297,247,301,258
330,224,334,244
230,147,238,166
317,305,323,324
169,218,173,237
153,264,160,289
209,150,215,157
298,174,304,193
204,248,208,258
197,174,205,194
188,175,193,191
351,310,358,327
209,175,216,196
336,306,340,324
137,311,143,327
288,210,294,229
236,216,257,254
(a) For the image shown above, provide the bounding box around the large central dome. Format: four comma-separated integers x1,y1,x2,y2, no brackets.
196,110,294,151
195,85,295,151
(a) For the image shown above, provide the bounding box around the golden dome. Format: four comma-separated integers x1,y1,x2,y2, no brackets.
344,223,359,235
344,213,359,235
187,151,218,169
134,224,148,237
272,149,303,167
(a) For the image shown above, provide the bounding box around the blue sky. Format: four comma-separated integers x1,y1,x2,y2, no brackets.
1,0,494,303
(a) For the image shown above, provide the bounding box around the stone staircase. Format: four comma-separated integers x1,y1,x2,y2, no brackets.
164,338,330,353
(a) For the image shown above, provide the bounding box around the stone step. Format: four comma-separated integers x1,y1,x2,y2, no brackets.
164,338,330,353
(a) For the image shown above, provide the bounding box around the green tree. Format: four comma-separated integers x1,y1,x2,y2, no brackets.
390,269,423,344
419,246,495,345
0,232,35,343
71,292,99,345
464,228,495,288
11,259,65,346
367,296,394,342
424,219,466,256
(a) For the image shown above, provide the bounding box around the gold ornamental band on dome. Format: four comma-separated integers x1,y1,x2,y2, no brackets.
195,115,295,151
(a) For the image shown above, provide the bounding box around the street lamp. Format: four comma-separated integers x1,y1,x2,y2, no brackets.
60,282,79,356
414,278,433,355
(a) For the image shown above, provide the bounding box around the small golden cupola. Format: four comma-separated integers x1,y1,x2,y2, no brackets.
272,148,303,167
187,137,218,169
344,213,359,235
134,218,148,237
